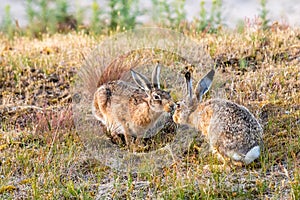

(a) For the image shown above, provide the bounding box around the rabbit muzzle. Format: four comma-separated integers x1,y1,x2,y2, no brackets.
163,101,175,113
172,101,190,124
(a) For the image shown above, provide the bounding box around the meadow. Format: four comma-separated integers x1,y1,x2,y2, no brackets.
0,1,300,199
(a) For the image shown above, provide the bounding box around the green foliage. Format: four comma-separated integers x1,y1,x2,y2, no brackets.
0,5,15,38
151,0,186,28
0,0,278,36
74,2,85,26
55,0,69,23
90,0,104,34
23,0,143,34
25,0,35,25
109,0,141,31
195,0,223,32
198,1,208,31
151,0,171,26
25,0,53,33
259,0,270,30
25,0,76,35
173,0,186,27
236,19,246,33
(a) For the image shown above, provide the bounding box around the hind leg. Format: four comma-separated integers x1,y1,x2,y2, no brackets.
122,123,132,147
212,145,244,167
203,147,231,172
122,123,142,152
132,137,150,152
110,132,125,146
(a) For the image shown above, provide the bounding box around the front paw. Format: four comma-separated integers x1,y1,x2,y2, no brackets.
128,139,149,152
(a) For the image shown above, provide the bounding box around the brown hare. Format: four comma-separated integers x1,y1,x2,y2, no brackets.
92,63,174,148
173,69,263,168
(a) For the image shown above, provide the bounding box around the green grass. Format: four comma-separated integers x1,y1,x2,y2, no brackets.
0,24,299,199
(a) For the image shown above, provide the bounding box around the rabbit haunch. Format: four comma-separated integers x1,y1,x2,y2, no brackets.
184,99,262,164
92,64,174,146
173,69,263,166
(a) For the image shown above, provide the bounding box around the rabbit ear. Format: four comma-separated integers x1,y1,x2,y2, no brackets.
195,69,215,102
152,63,161,89
131,69,152,91
184,71,193,103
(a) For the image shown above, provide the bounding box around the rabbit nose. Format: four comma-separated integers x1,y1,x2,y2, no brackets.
172,103,176,109
169,102,176,111
164,102,175,112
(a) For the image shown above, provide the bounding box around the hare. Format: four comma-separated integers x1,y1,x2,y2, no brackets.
173,69,263,168
92,63,175,148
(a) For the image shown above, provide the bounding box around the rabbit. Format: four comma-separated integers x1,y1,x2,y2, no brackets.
173,68,263,168
92,63,175,148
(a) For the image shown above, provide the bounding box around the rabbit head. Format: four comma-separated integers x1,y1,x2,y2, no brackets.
173,69,215,124
131,63,175,113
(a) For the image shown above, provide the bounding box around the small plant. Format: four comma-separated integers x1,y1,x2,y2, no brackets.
151,0,186,28
0,5,15,38
212,0,222,28
74,2,85,27
198,0,208,31
26,0,35,26
90,0,104,34
25,0,54,34
259,0,270,30
195,0,223,33
55,0,69,23
55,0,77,32
172,0,186,28
38,0,53,31
25,0,77,35
109,0,141,31
236,19,246,33
151,0,171,26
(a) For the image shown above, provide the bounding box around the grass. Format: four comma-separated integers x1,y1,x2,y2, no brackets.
0,24,299,199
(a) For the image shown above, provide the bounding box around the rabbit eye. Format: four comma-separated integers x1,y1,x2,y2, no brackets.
176,103,181,108
153,94,161,100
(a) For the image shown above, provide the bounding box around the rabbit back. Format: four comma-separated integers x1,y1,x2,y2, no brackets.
198,99,263,164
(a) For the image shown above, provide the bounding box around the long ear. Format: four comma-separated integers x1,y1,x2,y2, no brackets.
184,71,193,103
195,69,215,102
131,69,152,91
151,63,161,89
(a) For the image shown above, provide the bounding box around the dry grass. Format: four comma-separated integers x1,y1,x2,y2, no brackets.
0,25,299,199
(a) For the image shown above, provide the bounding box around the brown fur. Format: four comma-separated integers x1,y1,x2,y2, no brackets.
92,67,174,147
174,98,263,166
188,103,214,137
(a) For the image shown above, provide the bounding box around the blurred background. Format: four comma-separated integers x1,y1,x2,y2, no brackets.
0,0,299,36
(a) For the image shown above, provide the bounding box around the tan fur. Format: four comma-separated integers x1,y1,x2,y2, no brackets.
174,98,263,167
188,104,214,137
92,66,174,147
173,68,263,168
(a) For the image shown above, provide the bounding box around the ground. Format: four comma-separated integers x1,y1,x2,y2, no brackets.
0,26,299,199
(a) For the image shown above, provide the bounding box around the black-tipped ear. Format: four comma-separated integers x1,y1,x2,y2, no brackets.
195,69,215,102
131,69,151,91
152,63,161,89
184,71,193,102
